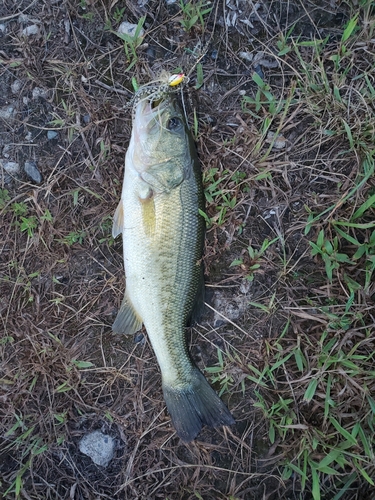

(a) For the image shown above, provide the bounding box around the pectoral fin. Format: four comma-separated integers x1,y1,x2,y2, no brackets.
112,292,143,334
112,202,124,238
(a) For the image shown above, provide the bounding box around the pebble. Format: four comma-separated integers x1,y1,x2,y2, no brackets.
253,65,264,79
24,160,42,183
146,46,156,60
266,131,286,149
0,105,15,120
32,87,48,100
47,130,58,140
22,25,39,36
118,21,144,38
11,80,23,94
0,24,6,33
79,431,115,467
134,332,145,345
0,159,20,175
239,51,253,63
2,144,12,158
213,291,248,327
18,14,30,23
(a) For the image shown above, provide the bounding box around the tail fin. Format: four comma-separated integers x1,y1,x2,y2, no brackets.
163,368,235,442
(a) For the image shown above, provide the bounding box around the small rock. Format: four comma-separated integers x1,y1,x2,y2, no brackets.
79,431,115,467
18,14,30,23
2,144,12,158
213,291,247,327
32,87,48,100
24,160,42,183
266,131,286,149
0,24,6,33
0,159,20,175
239,279,252,294
22,24,39,36
146,46,156,60
11,80,23,94
118,21,144,38
0,105,15,120
253,65,264,79
239,51,253,63
25,131,33,142
47,130,58,140
83,114,91,124
134,332,145,345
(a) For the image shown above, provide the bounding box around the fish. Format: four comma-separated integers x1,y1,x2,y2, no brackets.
112,93,235,442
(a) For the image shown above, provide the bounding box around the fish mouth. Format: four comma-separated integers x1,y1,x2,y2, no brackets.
133,96,172,139
137,96,170,119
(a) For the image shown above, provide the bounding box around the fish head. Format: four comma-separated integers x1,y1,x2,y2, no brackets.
130,96,192,193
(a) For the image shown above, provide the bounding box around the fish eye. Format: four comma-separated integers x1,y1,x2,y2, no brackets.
166,117,182,131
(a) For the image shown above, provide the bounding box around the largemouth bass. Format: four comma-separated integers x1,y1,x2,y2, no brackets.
112,94,234,441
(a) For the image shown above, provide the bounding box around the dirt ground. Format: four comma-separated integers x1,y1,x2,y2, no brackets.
1,0,375,499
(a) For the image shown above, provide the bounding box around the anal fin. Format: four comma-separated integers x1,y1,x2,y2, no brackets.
112,292,143,335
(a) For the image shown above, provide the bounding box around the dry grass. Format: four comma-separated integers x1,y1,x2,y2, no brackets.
1,0,375,499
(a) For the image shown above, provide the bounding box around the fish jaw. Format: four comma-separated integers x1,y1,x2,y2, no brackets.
129,97,184,178
132,99,169,156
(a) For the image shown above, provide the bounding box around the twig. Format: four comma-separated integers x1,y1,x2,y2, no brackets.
0,0,38,21
94,79,133,97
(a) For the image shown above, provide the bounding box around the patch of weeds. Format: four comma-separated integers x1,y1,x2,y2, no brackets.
248,312,375,500
241,73,297,158
290,23,374,156
48,99,77,142
0,188,10,209
3,419,48,498
96,215,115,245
9,200,53,239
254,390,296,444
112,6,125,24
310,229,352,282
195,62,204,90
98,138,110,163
249,291,278,315
59,229,87,246
179,0,213,32
79,0,94,21
305,157,375,234
113,17,145,72
202,167,249,227
230,237,280,281
308,157,375,289
206,348,240,396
